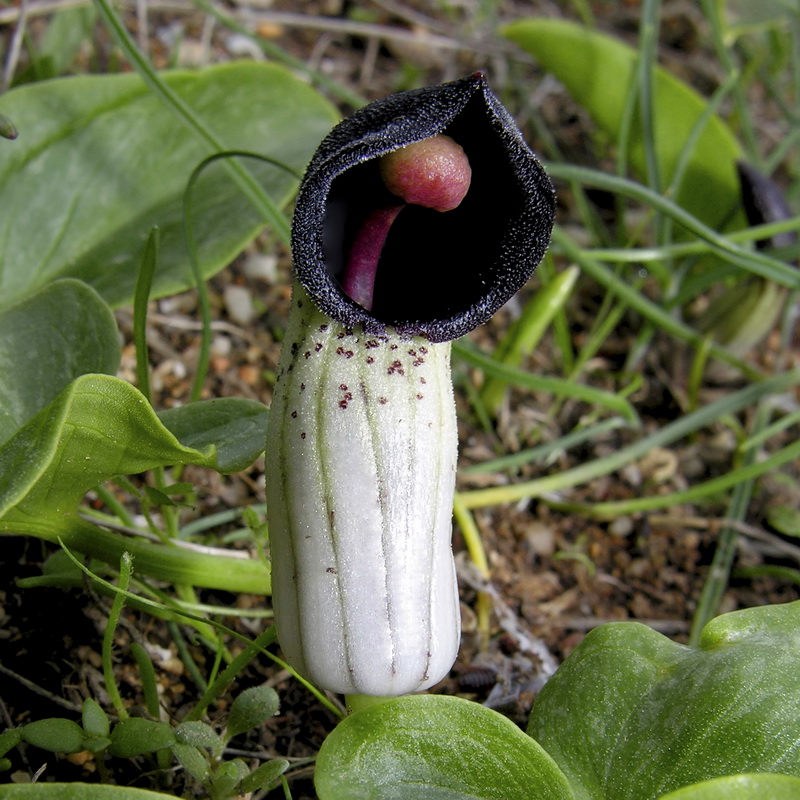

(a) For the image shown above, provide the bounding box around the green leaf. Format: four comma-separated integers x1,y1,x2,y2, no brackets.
656,773,800,799
225,685,280,740
528,601,800,800
82,697,110,738
20,718,85,754
2,784,180,799
240,758,290,794
158,398,268,473
175,720,221,749
0,374,227,525
211,758,250,799
0,279,119,447
0,727,23,756
767,504,800,537
109,718,175,758
0,373,271,593
501,18,743,230
0,62,337,311
172,741,210,782
315,695,574,800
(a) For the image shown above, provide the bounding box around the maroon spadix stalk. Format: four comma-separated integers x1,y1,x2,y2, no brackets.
340,135,472,310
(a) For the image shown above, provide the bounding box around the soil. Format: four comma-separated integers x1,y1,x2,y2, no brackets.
1,1,799,798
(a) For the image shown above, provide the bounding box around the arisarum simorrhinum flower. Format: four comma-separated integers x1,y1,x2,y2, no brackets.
266,73,555,697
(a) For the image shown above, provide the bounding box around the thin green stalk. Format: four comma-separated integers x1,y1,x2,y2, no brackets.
551,226,761,379
182,150,299,402
460,416,629,475
453,494,491,639
132,227,159,405
689,404,771,645
457,369,799,510
481,265,579,415
131,642,161,718
638,0,662,196
92,0,291,246
551,436,800,519
586,216,800,263
102,552,133,720
454,340,639,423
167,619,208,691
92,484,136,528
546,165,800,288
700,0,761,162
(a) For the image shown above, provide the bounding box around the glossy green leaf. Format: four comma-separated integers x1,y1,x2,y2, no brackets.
316,695,574,800
1,374,228,525
0,374,271,593
158,398,268,474
657,773,800,799
528,601,800,800
502,18,743,229
0,62,337,311
20,718,85,754
109,718,175,758
2,785,178,799
0,279,119,447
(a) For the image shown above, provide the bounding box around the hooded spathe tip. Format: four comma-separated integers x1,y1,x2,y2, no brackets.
291,74,556,343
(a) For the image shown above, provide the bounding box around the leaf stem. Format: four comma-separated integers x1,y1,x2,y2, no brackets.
102,552,133,720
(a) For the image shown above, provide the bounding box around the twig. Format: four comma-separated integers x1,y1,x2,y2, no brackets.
0,664,85,715
2,0,28,91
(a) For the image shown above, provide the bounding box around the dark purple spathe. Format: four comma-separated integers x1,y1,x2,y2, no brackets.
291,73,556,343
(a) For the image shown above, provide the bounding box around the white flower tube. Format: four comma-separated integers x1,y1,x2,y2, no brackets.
266,283,459,696
265,74,555,697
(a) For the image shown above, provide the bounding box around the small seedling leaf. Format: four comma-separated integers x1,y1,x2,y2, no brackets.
175,720,221,749
240,758,290,794
82,735,112,753
211,758,249,799
225,685,280,740
21,718,85,754
172,742,210,782
0,728,23,757
109,718,176,758
82,697,110,738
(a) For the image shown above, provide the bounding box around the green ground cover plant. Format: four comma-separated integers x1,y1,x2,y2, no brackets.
0,0,799,797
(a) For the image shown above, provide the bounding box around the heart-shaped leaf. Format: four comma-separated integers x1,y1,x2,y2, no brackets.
0,374,270,592
158,398,268,474
527,601,800,799
0,62,337,311
315,694,574,800
0,278,119,446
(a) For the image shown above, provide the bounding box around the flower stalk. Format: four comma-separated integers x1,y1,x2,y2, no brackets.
266,73,555,696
